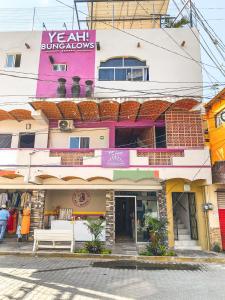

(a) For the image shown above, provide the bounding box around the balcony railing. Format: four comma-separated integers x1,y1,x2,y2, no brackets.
0,148,207,168
50,149,95,166
137,149,184,165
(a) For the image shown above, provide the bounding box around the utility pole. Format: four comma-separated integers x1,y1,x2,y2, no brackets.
32,7,36,31
189,0,193,27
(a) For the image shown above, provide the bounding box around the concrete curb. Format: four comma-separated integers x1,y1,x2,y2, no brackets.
0,250,225,264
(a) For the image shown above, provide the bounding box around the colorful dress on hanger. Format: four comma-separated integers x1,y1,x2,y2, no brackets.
21,207,31,235
7,209,18,234
21,192,31,208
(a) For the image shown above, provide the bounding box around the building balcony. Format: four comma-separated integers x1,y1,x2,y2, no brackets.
0,147,210,168
0,148,211,184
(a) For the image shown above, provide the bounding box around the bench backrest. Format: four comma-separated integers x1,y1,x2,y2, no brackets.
34,229,73,241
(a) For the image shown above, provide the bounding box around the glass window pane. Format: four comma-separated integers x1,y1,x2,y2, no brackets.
132,69,143,81
6,55,15,67
126,68,132,81
100,58,123,67
80,137,90,148
144,68,149,81
124,58,146,66
70,137,79,148
0,134,12,148
15,54,21,67
115,68,126,80
19,133,35,148
99,69,114,81
136,192,158,242
216,109,225,127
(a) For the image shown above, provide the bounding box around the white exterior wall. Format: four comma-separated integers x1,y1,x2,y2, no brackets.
0,120,48,148
0,31,42,109
95,28,203,98
49,128,109,148
0,28,202,107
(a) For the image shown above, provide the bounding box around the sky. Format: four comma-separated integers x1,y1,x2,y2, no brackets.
0,0,224,98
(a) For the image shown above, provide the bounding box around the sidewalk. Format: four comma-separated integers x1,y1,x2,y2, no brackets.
1,238,225,264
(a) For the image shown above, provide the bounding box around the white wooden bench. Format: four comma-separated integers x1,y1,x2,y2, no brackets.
33,229,75,253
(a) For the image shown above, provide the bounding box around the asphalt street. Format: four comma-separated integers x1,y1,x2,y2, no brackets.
0,256,225,300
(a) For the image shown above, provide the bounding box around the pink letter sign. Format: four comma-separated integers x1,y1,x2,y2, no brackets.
36,30,96,98
102,150,130,168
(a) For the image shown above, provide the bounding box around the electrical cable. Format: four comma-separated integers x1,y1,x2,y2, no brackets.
54,0,223,72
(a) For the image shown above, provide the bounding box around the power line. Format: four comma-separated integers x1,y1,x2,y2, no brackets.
173,0,225,81
54,0,224,72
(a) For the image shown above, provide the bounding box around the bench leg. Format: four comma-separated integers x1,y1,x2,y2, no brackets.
52,241,55,248
71,241,74,253
33,240,37,252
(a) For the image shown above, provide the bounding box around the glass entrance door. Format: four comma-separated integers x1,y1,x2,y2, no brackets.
115,191,159,243
136,192,158,242
115,196,136,242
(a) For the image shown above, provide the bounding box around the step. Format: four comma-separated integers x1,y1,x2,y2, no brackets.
177,234,191,241
178,229,189,235
177,224,185,229
175,240,198,246
175,245,202,250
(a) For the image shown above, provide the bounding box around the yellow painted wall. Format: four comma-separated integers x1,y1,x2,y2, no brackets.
166,179,208,250
206,98,225,164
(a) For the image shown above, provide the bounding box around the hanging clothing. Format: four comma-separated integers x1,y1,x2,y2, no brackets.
17,211,22,226
12,192,21,208
21,192,31,208
0,193,8,207
16,225,22,239
7,209,18,234
21,207,31,235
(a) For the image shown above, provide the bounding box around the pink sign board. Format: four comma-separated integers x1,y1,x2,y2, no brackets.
36,30,96,98
102,150,130,168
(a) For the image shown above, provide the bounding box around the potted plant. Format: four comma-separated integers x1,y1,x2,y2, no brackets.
84,218,105,254
140,213,168,256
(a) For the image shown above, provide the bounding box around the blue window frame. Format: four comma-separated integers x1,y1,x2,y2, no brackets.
69,137,90,149
99,57,149,81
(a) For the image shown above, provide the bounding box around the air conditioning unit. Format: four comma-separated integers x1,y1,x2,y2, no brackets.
58,120,74,131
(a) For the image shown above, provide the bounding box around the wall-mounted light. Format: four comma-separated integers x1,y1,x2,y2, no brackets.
184,183,191,192
181,41,186,47
25,43,30,49
26,123,32,130
49,55,54,64
96,42,101,51
137,42,141,48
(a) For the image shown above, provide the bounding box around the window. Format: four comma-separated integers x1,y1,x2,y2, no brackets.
19,133,35,148
99,57,149,81
0,134,12,148
70,137,90,149
6,54,21,68
53,64,67,71
215,108,225,127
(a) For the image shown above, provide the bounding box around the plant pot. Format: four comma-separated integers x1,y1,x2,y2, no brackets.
57,78,66,98
85,80,93,98
71,76,81,97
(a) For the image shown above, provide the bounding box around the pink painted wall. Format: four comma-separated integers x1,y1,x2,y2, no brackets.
36,30,96,98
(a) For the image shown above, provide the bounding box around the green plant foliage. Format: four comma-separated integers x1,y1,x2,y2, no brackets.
85,241,103,254
85,218,105,241
74,248,89,254
212,242,221,253
140,214,168,256
164,16,190,28
101,249,112,254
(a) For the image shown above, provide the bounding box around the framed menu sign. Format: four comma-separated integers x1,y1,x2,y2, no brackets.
101,150,129,168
